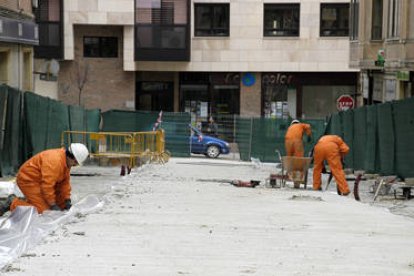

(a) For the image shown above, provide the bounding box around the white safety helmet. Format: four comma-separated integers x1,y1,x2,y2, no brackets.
291,119,300,125
69,143,89,166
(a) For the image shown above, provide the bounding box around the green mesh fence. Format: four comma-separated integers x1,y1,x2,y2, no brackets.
342,110,354,168
304,119,327,156
393,97,414,178
325,113,342,137
0,86,22,176
324,98,414,178
23,92,100,164
102,110,191,157
376,103,395,175
353,108,367,170
235,117,326,162
102,110,155,132
46,99,70,149
24,92,50,156
251,118,287,162
364,105,378,173
235,117,254,161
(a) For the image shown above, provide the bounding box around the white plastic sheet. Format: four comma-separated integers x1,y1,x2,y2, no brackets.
0,195,104,269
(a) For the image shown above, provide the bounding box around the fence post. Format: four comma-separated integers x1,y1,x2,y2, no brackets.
248,117,253,160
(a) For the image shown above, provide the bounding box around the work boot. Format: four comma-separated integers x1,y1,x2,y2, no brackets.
0,194,16,216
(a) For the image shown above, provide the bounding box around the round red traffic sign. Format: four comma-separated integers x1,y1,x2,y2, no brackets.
336,95,355,111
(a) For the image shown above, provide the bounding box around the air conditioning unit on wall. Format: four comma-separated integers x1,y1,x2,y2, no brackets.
32,0,39,8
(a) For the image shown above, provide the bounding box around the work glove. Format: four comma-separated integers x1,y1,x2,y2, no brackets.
64,199,72,210
50,204,61,211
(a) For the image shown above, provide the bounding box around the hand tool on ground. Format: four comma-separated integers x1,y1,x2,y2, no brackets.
231,180,260,188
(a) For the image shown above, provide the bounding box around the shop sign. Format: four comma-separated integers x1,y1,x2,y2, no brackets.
262,73,293,86
396,71,410,81
336,95,354,111
211,73,240,85
242,73,256,87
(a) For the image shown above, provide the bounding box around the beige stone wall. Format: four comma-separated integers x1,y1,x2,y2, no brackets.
136,0,356,73
0,0,33,17
58,25,134,111
240,73,261,117
0,43,34,91
63,0,134,61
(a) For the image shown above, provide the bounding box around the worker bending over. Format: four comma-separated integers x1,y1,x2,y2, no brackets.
285,119,312,157
0,143,89,216
312,135,350,195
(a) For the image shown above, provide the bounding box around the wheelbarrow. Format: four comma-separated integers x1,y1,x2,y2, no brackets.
281,156,312,189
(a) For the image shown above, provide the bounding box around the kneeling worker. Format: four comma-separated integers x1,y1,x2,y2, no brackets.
285,119,312,157
0,143,89,215
312,135,350,195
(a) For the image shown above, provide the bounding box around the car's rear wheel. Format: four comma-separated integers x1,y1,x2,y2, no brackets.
206,145,220,158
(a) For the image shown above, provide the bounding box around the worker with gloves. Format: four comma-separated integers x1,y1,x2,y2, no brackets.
312,135,350,195
284,119,312,157
0,143,89,216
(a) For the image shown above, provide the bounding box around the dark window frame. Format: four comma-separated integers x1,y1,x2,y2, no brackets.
194,3,230,37
83,36,118,58
263,4,300,37
350,0,359,40
371,0,383,40
320,3,349,37
387,0,400,39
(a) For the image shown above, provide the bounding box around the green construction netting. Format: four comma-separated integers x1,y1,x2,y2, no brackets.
235,118,326,162
162,115,191,157
250,118,287,162
66,106,101,150
393,97,414,178
46,99,70,149
376,102,395,175
0,85,22,176
364,105,378,173
235,117,254,161
325,113,342,137
342,110,354,169
24,92,101,161
102,110,191,157
353,108,367,170
304,119,327,156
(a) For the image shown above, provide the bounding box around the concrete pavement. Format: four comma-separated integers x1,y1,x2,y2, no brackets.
3,158,414,275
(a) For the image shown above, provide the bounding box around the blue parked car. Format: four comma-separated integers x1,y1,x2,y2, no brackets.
189,125,230,158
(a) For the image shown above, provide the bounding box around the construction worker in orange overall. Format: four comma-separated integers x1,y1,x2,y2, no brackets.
285,119,312,157
312,135,350,195
0,143,89,216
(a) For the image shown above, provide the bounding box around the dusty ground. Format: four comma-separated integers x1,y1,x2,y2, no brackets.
2,157,414,276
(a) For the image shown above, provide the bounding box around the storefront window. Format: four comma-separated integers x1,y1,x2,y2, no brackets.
180,72,240,141
302,85,355,119
136,81,173,111
262,73,294,119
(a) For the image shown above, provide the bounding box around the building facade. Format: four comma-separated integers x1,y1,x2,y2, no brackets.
0,0,38,91
34,0,357,125
349,0,414,105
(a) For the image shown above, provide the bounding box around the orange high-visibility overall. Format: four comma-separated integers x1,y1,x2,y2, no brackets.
313,135,350,194
285,123,312,157
10,148,71,214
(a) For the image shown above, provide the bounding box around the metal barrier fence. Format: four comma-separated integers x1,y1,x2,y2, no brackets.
61,129,170,168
